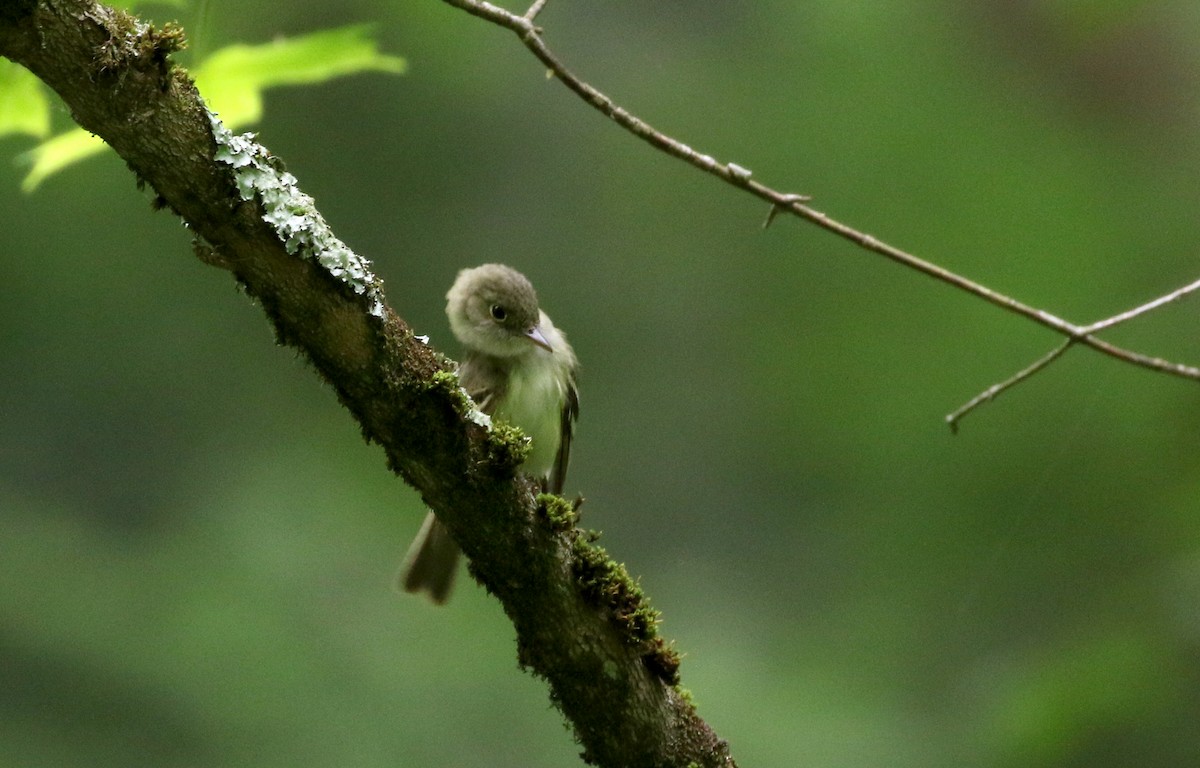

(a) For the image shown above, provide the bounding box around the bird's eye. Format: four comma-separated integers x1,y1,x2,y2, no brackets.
490,304,507,321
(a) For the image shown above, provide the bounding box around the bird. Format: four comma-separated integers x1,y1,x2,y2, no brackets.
399,263,579,604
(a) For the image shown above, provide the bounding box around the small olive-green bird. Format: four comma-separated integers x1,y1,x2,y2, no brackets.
400,264,579,604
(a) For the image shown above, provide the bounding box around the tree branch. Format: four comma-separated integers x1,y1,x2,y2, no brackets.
440,0,1200,431
0,2,732,766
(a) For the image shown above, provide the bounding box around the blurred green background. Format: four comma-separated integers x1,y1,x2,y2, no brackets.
4,1,1200,766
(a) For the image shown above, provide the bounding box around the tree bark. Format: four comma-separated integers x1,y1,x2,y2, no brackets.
0,2,736,765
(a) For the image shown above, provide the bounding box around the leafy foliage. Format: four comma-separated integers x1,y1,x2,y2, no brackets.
7,24,403,191
0,61,49,139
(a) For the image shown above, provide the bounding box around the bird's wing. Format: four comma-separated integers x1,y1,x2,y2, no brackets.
458,355,505,416
549,370,579,495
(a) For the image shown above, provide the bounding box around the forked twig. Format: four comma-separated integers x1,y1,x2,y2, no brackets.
442,0,1200,430
947,279,1200,428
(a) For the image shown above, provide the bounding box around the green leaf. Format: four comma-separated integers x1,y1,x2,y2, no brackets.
19,25,405,191
193,24,406,126
19,131,108,193
0,60,51,140
110,0,189,8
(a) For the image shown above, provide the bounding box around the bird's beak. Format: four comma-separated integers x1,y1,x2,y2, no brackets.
525,326,553,352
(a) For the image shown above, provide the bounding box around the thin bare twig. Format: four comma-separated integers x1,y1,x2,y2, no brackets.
442,0,1200,428
946,278,1200,426
1081,275,1200,334
945,340,1074,432
522,0,548,22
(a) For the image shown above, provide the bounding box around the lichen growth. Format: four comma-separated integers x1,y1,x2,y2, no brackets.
537,493,577,532
208,111,386,317
571,530,682,685
427,369,470,406
143,21,187,81
152,21,188,55
424,370,532,474
90,8,184,82
642,636,681,685
486,422,530,471
92,9,142,76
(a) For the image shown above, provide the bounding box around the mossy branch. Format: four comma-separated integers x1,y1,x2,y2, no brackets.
0,2,733,766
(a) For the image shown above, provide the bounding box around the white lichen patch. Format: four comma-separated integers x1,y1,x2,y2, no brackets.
208,110,386,317
466,401,493,429
727,162,752,182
